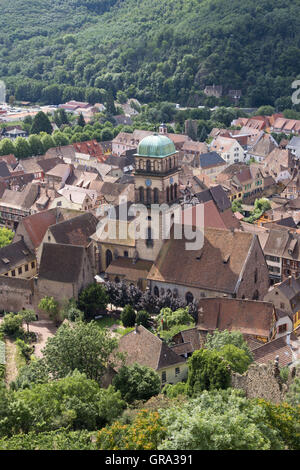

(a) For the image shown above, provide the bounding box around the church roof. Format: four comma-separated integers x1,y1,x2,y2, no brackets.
136,134,176,158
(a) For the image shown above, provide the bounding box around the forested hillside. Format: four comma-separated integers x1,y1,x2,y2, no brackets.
0,0,299,107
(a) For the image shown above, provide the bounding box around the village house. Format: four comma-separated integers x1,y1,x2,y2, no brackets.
210,136,245,165
0,237,36,279
246,133,278,163
264,276,300,333
0,183,40,229
117,325,188,385
36,243,94,308
262,148,295,183
191,151,227,181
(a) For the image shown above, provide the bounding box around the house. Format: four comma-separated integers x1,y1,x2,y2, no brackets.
262,148,295,183
117,325,187,385
36,243,94,306
264,276,300,333
147,226,270,302
246,133,278,163
215,163,265,202
191,152,227,180
204,85,223,98
196,297,277,345
210,136,245,165
252,334,297,367
287,136,300,159
0,183,40,229
45,164,73,189
0,238,36,279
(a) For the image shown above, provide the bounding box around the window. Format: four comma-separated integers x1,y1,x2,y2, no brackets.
18,267,22,275
175,367,180,376
280,303,285,309
25,264,29,272
161,371,167,383
11,270,15,277
31,262,35,269
154,286,159,297
278,324,287,333
124,251,128,257
185,292,194,304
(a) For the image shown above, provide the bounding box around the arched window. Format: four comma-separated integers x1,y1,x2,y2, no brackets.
154,188,159,203
169,158,172,169
170,184,174,201
146,187,152,205
174,183,178,199
166,186,170,202
154,286,159,297
146,227,153,247
115,276,120,283
106,249,113,268
185,292,194,305
252,290,259,300
146,159,151,172
139,187,144,203
254,268,258,283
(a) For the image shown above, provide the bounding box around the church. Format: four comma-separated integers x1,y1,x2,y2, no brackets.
91,132,270,302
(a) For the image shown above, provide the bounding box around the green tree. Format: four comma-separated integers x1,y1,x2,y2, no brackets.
0,313,24,337
157,307,195,332
0,138,15,156
113,363,161,404
218,344,252,374
159,389,284,450
121,305,136,328
41,134,55,152
205,329,253,361
38,296,59,322
42,320,118,383
0,227,14,247
77,283,108,321
20,309,36,333
30,111,53,135
28,134,44,155
14,137,31,159
186,349,231,395
77,113,86,128
286,376,300,406
136,310,150,328
116,90,128,104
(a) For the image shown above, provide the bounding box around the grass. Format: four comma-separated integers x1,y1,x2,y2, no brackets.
94,316,121,329
113,327,134,336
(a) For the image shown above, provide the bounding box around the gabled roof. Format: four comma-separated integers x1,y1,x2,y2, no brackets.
253,335,293,367
38,243,86,283
0,239,35,275
21,208,58,248
48,212,98,247
197,298,275,337
147,227,255,294
118,325,185,371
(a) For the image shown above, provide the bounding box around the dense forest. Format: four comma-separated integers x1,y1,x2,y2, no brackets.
0,0,300,107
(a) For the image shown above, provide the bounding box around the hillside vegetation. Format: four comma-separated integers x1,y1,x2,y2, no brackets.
0,0,299,106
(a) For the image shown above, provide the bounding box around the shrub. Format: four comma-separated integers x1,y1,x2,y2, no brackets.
113,363,161,404
136,310,150,328
121,305,136,328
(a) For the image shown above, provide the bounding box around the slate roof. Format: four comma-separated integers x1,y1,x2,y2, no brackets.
38,243,85,283
196,152,226,169
49,212,98,247
0,239,35,275
197,298,275,337
147,227,255,294
118,325,185,371
195,185,232,212
0,161,11,178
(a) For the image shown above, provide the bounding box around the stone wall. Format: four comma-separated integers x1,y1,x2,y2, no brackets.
231,361,298,403
0,277,34,313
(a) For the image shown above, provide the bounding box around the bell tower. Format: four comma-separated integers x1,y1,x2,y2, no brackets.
134,134,180,206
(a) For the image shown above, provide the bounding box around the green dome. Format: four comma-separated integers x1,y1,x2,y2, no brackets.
137,134,176,158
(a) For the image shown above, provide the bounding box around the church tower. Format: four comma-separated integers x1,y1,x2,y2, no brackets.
134,134,181,262
134,133,180,206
